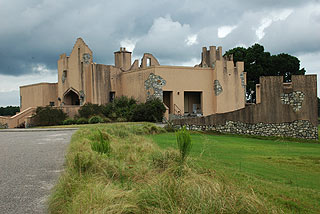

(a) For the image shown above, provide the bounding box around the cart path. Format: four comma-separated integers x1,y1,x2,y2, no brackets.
0,129,77,214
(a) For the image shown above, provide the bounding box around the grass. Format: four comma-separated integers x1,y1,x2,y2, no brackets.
49,123,283,214
150,131,320,213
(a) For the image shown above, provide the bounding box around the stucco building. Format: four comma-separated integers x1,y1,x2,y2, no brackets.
19,38,246,118
1,38,316,140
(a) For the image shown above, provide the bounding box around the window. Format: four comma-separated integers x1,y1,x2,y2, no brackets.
110,92,115,102
147,58,151,66
49,102,55,107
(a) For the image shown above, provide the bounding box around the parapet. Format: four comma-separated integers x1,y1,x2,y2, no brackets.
198,46,232,68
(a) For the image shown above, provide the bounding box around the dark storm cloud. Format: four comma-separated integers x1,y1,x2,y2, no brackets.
0,0,319,76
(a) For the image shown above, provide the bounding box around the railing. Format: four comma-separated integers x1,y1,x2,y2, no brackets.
174,104,182,116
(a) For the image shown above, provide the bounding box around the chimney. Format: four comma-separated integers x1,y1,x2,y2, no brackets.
114,47,132,71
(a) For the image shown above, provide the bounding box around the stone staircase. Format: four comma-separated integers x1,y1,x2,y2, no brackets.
0,107,36,128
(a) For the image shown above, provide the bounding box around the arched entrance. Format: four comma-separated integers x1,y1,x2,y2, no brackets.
64,89,80,105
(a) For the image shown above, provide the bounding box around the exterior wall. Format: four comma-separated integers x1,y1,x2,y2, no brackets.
214,61,245,113
20,83,57,111
172,75,318,139
120,67,154,103
58,38,93,106
155,66,215,116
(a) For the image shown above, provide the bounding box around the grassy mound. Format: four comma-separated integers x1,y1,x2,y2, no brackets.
49,123,281,213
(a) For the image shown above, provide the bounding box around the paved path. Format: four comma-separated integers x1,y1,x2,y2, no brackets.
0,129,77,214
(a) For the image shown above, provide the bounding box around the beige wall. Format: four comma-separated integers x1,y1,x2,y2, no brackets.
20,83,57,111
156,66,215,116
215,61,245,113
58,38,93,106
120,67,154,103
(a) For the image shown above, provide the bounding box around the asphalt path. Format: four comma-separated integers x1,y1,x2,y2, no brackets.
0,129,77,214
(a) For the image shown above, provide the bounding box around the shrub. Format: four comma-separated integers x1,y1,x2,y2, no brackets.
78,103,103,119
116,117,127,122
88,115,103,124
164,122,176,132
32,106,67,126
90,130,111,155
132,98,166,122
176,126,192,163
63,118,76,125
102,96,137,121
103,117,112,123
76,118,88,124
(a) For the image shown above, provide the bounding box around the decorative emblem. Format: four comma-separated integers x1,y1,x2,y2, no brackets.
144,73,166,101
83,53,91,64
214,80,223,96
62,71,67,83
79,90,85,105
280,91,304,112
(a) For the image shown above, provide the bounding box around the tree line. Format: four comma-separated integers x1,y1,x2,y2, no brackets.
0,106,20,116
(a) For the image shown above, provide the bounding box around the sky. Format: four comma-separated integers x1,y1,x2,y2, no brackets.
0,0,319,106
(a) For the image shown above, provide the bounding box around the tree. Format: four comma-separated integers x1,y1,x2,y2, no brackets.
225,44,305,101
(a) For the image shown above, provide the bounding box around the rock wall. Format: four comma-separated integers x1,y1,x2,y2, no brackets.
174,120,318,140
0,123,8,129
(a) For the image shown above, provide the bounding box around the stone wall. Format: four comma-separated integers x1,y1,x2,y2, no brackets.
0,123,8,129
172,75,318,140
174,120,318,140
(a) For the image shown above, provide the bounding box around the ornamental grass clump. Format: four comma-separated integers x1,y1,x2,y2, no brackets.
91,129,111,155
176,126,192,163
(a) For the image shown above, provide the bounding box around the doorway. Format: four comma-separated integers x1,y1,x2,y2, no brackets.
163,91,173,114
64,89,80,105
184,92,202,115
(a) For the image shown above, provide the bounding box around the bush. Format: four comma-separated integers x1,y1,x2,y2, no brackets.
76,118,88,124
132,98,166,122
116,117,127,122
32,106,67,126
102,96,137,121
164,122,176,132
90,130,111,155
63,118,76,125
89,115,103,124
103,117,112,123
176,126,192,163
78,103,103,119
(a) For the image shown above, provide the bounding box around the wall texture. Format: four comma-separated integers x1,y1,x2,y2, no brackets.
172,75,318,140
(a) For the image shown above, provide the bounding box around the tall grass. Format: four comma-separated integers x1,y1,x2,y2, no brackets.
176,126,192,163
49,123,282,214
90,129,111,155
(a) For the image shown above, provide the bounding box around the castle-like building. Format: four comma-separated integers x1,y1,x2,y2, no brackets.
19,38,246,118
1,38,317,140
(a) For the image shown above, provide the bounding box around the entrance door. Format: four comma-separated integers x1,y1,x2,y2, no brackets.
163,91,172,113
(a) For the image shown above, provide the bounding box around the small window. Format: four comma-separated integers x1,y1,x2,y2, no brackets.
49,102,55,107
63,70,67,77
110,92,115,102
147,58,151,66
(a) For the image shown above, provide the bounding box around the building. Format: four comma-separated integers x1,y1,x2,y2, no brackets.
19,38,246,118
1,38,317,140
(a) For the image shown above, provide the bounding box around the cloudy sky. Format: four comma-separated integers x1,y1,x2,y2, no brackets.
0,0,320,106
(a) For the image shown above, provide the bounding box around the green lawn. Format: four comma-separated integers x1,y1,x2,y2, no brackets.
150,132,320,213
